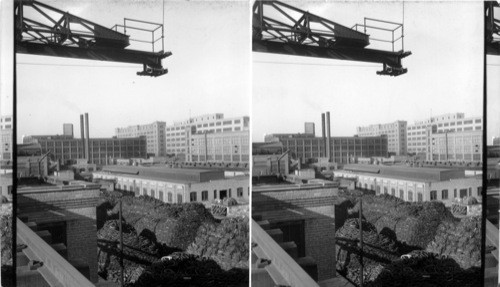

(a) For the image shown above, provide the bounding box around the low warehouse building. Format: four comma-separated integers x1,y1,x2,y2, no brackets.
334,164,482,204
93,165,249,204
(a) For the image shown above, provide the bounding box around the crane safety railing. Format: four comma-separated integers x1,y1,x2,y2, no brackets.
352,17,405,52
111,18,164,53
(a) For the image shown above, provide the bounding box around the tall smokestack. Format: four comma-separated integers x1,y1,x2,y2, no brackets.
326,111,331,162
85,113,90,162
80,114,85,159
321,113,326,157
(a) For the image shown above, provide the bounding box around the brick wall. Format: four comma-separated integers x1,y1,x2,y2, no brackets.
17,185,100,283
253,186,343,281
305,217,336,281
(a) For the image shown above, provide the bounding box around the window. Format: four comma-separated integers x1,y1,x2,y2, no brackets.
399,189,404,199
391,188,395,196
143,188,147,196
477,186,482,196
168,192,173,203
237,187,243,197
229,189,232,198
159,191,164,201
384,187,388,194
454,189,457,198
408,190,413,202
177,194,183,203
124,185,127,191
430,190,437,200
442,189,448,200
8,186,12,195
190,192,197,202
202,190,208,201
469,187,472,196
150,189,155,197
417,193,423,202
213,190,217,199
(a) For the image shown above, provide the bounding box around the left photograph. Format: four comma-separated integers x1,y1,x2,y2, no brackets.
11,0,250,286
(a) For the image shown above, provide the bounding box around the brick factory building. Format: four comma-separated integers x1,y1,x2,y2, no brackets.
264,112,388,164
334,164,482,204
115,121,166,157
93,165,249,204
357,120,407,156
23,114,147,165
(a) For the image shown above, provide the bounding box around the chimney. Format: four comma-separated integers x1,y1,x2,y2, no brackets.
85,113,90,162
326,111,331,162
80,114,85,159
321,113,326,157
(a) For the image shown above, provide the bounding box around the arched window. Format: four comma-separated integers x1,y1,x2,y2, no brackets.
177,194,183,204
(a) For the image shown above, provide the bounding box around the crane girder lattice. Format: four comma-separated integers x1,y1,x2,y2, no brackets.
14,0,171,77
486,1,500,56
252,0,411,76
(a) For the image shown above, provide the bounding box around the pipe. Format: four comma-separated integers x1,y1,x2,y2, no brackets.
80,114,85,159
321,113,326,157
85,113,90,162
326,111,331,162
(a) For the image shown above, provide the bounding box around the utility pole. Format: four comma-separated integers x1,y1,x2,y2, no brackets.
359,198,364,287
119,198,124,286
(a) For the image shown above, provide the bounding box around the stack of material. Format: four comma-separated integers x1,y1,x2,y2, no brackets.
186,217,249,270
426,216,482,269
451,204,467,215
211,204,228,217
335,218,400,285
351,195,455,250
97,220,162,284
130,252,248,287
105,196,215,249
367,250,481,287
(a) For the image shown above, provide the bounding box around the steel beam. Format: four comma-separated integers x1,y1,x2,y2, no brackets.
17,42,171,68
253,39,410,74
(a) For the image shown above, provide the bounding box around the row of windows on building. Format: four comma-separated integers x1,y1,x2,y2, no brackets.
115,183,245,203
366,183,480,201
408,119,481,130
166,120,242,132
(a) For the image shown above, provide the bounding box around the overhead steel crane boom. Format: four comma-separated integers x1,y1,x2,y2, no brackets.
14,0,171,77
486,1,500,56
252,0,411,76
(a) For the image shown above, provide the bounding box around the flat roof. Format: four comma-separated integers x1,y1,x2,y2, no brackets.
342,164,466,182
99,165,225,183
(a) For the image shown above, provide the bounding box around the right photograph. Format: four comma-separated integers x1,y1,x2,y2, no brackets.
251,1,485,286
486,1,500,287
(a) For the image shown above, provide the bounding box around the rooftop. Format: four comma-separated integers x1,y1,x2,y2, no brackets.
342,164,467,182
98,165,225,183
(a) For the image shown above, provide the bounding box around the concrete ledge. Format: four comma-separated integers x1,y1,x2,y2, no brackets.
252,219,319,287
17,218,95,287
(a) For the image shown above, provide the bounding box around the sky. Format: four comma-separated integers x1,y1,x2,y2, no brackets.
8,0,250,141
0,1,497,144
252,1,484,142
488,54,500,144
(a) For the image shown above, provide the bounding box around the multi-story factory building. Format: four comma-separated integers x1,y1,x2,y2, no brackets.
356,120,407,156
407,113,482,155
0,115,13,161
165,113,249,156
428,129,482,162
115,121,166,157
187,130,250,164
